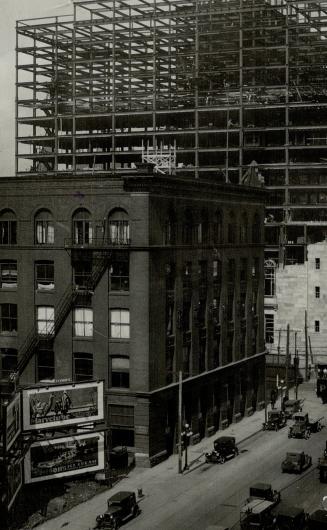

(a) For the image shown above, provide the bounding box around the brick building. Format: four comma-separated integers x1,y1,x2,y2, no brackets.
0,170,266,466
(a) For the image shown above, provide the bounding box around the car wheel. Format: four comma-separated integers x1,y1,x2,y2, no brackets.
133,506,141,517
219,455,226,464
235,448,239,456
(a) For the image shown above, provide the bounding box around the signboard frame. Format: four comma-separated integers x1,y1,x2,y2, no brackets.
24,432,104,484
7,456,23,510
4,393,21,452
22,381,104,431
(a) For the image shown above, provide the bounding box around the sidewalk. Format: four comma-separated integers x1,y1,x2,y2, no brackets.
35,378,323,530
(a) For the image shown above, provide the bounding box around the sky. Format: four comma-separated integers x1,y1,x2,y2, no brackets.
0,0,74,177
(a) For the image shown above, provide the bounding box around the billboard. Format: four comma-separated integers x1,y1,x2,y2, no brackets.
5,393,21,451
22,381,104,431
7,457,23,510
24,432,104,483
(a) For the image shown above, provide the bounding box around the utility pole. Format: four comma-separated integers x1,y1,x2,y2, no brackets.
305,310,309,381
178,370,183,474
264,352,267,424
277,329,281,373
294,331,298,400
285,323,290,396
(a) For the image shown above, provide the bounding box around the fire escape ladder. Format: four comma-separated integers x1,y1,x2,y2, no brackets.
14,251,111,379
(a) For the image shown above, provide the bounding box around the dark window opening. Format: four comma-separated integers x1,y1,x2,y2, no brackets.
110,260,129,291
0,220,17,245
35,261,54,290
37,349,55,381
316,258,321,270
109,405,134,447
0,304,17,333
315,320,320,332
74,260,92,289
74,352,93,381
0,348,17,379
316,286,321,299
265,314,274,344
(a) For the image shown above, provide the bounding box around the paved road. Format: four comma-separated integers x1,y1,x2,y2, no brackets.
35,382,327,530
127,426,327,530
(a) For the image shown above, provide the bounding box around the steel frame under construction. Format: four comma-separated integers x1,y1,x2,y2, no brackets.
15,0,327,263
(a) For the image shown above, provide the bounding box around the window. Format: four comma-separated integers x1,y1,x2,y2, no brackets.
198,210,209,244
165,210,177,245
252,212,262,244
265,314,274,344
182,211,193,245
165,263,176,291
73,308,93,337
110,260,129,291
240,212,248,243
111,357,130,388
110,309,130,339
198,260,207,284
37,306,54,335
0,261,17,288
35,261,54,290
73,208,93,245
316,258,321,270
37,349,55,381
315,320,320,332
35,210,54,245
74,261,92,289
0,304,17,333
227,211,236,244
264,259,276,297
315,286,320,299
0,211,17,245
0,348,17,379
109,404,134,447
213,210,223,245
240,258,248,283
252,257,260,278
108,209,130,245
73,352,93,381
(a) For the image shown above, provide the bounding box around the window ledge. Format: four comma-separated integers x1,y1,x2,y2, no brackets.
109,338,130,343
109,291,130,295
0,288,17,292
73,336,94,341
0,332,18,337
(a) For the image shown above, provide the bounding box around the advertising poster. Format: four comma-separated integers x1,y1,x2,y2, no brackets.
7,457,23,510
5,393,21,451
22,381,104,431
24,432,104,484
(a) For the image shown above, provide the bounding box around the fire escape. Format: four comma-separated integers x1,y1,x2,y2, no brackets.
9,250,111,388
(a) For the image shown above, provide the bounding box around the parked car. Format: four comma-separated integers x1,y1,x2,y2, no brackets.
281,451,312,474
205,436,239,464
262,410,286,431
95,491,141,529
282,399,303,419
272,503,307,529
248,483,281,506
240,498,276,530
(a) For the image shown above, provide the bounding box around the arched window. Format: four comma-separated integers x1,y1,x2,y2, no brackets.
213,210,223,245
240,212,248,243
252,212,262,244
35,209,54,245
264,259,276,297
73,208,93,245
165,208,177,245
0,210,17,245
182,210,193,245
198,209,209,244
227,211,236,244
108,209,130,245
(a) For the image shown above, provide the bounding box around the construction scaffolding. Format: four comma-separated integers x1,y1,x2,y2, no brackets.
16,0,327,262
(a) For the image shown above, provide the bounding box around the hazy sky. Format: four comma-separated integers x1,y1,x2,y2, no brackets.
0,0,73,176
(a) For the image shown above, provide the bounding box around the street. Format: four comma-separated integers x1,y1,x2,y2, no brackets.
36,381,327,530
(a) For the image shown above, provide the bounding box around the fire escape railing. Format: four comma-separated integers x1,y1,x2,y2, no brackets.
14,251,111,380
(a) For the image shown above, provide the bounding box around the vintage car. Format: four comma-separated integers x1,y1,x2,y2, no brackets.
262,410,287,431
248,483,281,506
240,498,276,530
205,436,239,464
95,491,141,529
281,451,312,474
272,503,307,529
282,399,303,419
288,412,323,439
